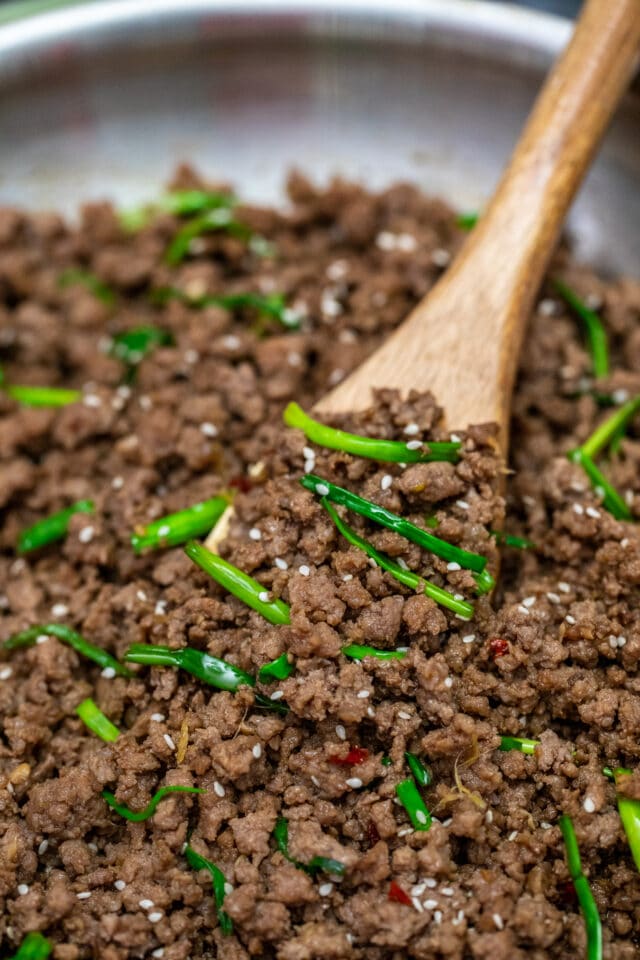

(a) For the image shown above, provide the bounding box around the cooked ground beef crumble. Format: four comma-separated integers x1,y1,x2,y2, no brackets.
1,167,640,959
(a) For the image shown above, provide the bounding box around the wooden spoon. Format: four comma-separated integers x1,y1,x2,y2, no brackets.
315,0,640,450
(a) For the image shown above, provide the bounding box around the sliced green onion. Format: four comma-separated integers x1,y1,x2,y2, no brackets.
396,778,432,831
322,499,473,617
306,857,346,877
302,474,489,576
9,932,53,960
605,768,640,873
124,643,255,691
185,843,233,935
18,500,94,554
258,653,294,682
185,540,290,626
58,268,116,306
3,624,131,677
119,189,235,231
153,286,300,330
381,756,393,767
499,736,539,755
131,496,231,552
424,515,439,529
405,752,432,787
4,384,81,407
75,697,120,742
110,326,174,366
284,402,460,463
567,449,631,521
552,279,609,379
273,817,345,876
558,814,602,960
341,643,407,661
581,394,640,460
456,211,479,230
102,784,205,822
166,209,252,265
490,530,535,550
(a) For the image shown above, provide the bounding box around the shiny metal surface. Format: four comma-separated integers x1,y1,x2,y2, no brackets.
0,0,637,274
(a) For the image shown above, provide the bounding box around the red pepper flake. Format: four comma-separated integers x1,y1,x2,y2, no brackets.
488,637,509,660
229,474,253,493
328,747,369,767
365,820,380,848
559,879,578,907
388,880,413,906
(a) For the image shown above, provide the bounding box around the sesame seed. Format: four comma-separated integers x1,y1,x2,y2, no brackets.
565,615,576,625
441,887,454,896
508,831,518,841
583,797,596,813
434,910,443,924
402,423,419,437
76,891,91,900
17,884,29,895
411,897,424,913
541,821,552,829
152,950,165,958
114,880,126,890
0,666,13,680
213,781,225,797
112,476,124,490
224,882,234,895
139,899,154,910
586,506,601,519
275,557,288,570
396,558,409,570
311,775,321,787
136,590,147,602
609,636,618,650
412,883,427,897
223,335,240,349
462,634,476,644
380,474,393,491
316,483,330,496
376,230,397,251
298,565,310,577
163,733,176,751
398,711,411,720
321,293,342,318
546,592,560,603
270,690,284,701
258,591,270,603
444,677,453,689
397,827,413,837
319,882,334,896
367,706,375,718
573,503,584,515
252,743,262,759
302,446,314,459
346,778,363,789
455,500,469,510
485,810,493,824
304,459,315,473
357,689,370,699
538,298,557,316
453,909,465,926
416,810,428,825
397,233,417,252
139,395,152,411
83,393,101,407
38,839,49,855
424,898,438,910
625,489,635,506
184,348,199,364
342,573,353,581
612,388,629,404
450,433,461,442
518,605,530,615
150,713,165,722
328,369,345,386
51,603,69,618
493,913,504,930
326,259,348,280
621,538,629,547
447,561,461,572
78,525,95,544
101,666,116,679
618,636,627,647
406,440,422,450
148,911,163,923
424,878,437,888
431,247,450,266
336,725,346,740
522,596,536,608
200,422,218,438
558,582,571,593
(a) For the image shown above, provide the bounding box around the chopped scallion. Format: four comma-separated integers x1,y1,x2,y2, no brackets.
4,384,81,407
58,268,116,305
75,697,120,742
581,394,640,460
18,500,94,554
341,643,407,661
185,843,233,934
552,279,609,379
124,643,255,692
258,652,294,682
153,286,300,330
604,767,640,873
166,209,252,265
499,736,539,755
396,778,432,831
490,530,535,550
405,752,432,787
9,932,53,960
558,814,602,960
131,496,231,552
273,817,345,876
456,211,479,230
102,784,205,822
119,189,235,231
185,540,290,626
567,449,630,520
3,624,131,677
110,326,174,366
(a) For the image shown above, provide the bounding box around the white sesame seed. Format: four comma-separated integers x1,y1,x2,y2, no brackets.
625,489,635,506
336,725,346,741
434,910,443,924
367,706,375,718
453,909,465,926
319,882,334,896
380,474,393,491
139,395,152,411
558,582,571,593
224,882,234,896
397,827,413,836
612,388,629,404
508,831,518,841
274,557,288,571
398,711,411,720
316,483,330,496
522,596,536,608
298,565,310,577
618,636,627,647
586,506,601,519
83,393,101,408
573,503,584,515
441,887,454,896
258,591,270,603
183,348,199,365
163,733,176,751
114,880,126,891
136,590,147,602
450,433,461,443
152,950,165,958
431,246,451,266
321,293,342,318
540,821,552,830
538,298,558,316
412,883,427,897
252,744,262,759
397,233,417,253
310,775,321,788
77,891,91,900
304,458,315,473
424,878,437,888
621,538,629,547
17,884,29,895
223,335,240,349
462,634,476,644
357,689,370,699
148,911,163,923
518,605,530,616
139,899,154,910
37,839,49,855
396,558,409,571
406,440,422,451
213,781,226,798
402,423,419,437
493,913,504,930
112,476,124,490
546,592,560,604
609,636,618,649
51,603,68,618
376,230,397,251
583,796,596,813
199,422,218,438
424,898,438,909
447,561,461,571
78,525,95,544
411,896,424,913
342,573,353,581
456,500,469,510
302,446,314,460
249,527,262,541
485,810,493,824
346,778,363,789
326,259,348,280
416,810,428,825
101,666,116,679
0,666,13,680
565,615,576,625
444,677,453,689
328,369,345,386
150,713,165,722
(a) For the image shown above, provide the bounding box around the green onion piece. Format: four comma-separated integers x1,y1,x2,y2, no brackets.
456,211,479,230
166,209,252,265
18,499,95,554
9,932,53,960
3,624,131,677
490,530,535,549
424,515,439,528
580,393,640,460
341,643,407,661
567,449,631,520
558,814,602,960
381,756,393,767
499,736,539,755
58,268,116,305
472,567,496,597
4,384,81,407
273,817,345,876
161,189,236,217
608,768,640,873
184,540,291,626
405,752,432,787
152,286,300,330
131,496,231,552
396,778,432,831
110,326,174,366
306,857,346,877
75,697,120,742
102,784,205,822
552,279,609,379
258,653,294,682
302,474,489,575
124,643,255,692
322,499,474,617
185,843,233,935
284,402,460,464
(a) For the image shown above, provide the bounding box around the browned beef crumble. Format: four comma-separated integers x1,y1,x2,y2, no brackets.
1,168,640,960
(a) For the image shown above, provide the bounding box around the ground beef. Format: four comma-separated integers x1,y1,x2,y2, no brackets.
1,168,640,959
